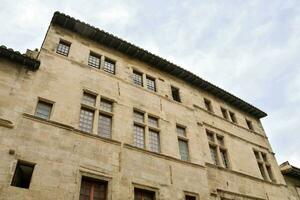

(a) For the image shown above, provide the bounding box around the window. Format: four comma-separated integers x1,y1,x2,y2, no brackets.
178,139,189,161
35,100,53,120
103,58,115,74
88,52,101,68
206,130,229,168
185,195,197,200
148,116,158,128
149,130,160,153
134,111,144,123
134,125,145,148
134,188,155,200
176,125,186,137
80,178,107,200
221,107,229,119
229,111,237,123
246,119,254,130
56,40,70,56
204,98,213,112
98,114,112,138
171,86,181,102
133,70,143,86
146,76,156,91
11,161,35,189
253,150,275,182
82,92,97,107
100,99,113,112
79,108,94,133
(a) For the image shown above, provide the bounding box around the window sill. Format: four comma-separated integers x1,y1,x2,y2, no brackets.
0,117,14,128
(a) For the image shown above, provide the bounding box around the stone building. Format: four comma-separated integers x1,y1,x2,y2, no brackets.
280,162,300,200
0,12,291,199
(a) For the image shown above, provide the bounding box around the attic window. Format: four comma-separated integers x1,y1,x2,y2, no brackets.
171,86,181,102
11,161,35,189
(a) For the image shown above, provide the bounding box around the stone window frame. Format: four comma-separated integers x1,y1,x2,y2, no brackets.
220,106,229,120
34,97,55,120
176,124,190,162
184,191,199,200
77,170,112,200
132,108,161,153
146,75,156,92
253,149,275,182
206,129,230,169
56,39,71,57
103,57,116,75
131,68,158,93
245,118,254,131
88,51,101,69
171,85,181,102
204,98,214,113
79,89,115,138
228,111,237,124
87,50,117,75
132,183,158,200
11,160,36,189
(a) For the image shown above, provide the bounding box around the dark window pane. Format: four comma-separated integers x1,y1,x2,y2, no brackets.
221,107,228,119
204,98,213,112
185,195,196,200
134,188,155,200
56,40,70,56
11,161,35,189
171,86,181,102
246,119,254,130
35,101,53,120
220,149,229,168
80,179,107,200
229,111,237,123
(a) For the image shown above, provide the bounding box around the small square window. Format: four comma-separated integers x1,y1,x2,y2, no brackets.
133,70,143,86
11,161,35,189
229,111,237,123
221,107,229,119
82,92,97,106
88,52,101,68
146,76,156,91
134,111,144,123
176,125,186,137
35,100,53,120
103,58,115,74
204,98,213,112
56,40,70,56
171,86,181,102
100,99,113,112
185,195,197,200
246,119,254,130
148,116,158,128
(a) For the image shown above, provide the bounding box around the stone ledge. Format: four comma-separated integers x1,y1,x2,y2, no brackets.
124,143,206,169
216,188,266,200
205,162,286,187
22,113,122,146
0,117,14,128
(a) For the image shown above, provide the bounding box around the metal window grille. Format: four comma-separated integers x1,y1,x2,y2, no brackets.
79,108,94,133
35,101,52,119
133,71,143,86
134,125,145,148
146,76,156,91
149,130,160,153
134,111,144,123
56,41,70,56
98,114,112,139
103,59,115,74
178,139,189,161
88,53,101,68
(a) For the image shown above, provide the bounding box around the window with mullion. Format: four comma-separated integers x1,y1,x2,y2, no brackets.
209,145,218,165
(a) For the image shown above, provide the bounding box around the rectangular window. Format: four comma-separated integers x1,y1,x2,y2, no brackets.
146,76,156,91
82,92,97,106
149,130,160,153
206,131,214,142
148,116,158,128
133,70,143,86
266,165,274,181
204,98,213,112
80,178,107,200
134,125,145,148
171,86,181,102
56,40,70,56
229,111,237,123
134,111,144,123
185,195,197,200
258,162,267,180
11,161,35,189
178,139,189,161
209,146,218,165
254,150,274,182
176,125,186,137
216,136,224,146
100,99,113,112
246,119,254,130
88,52,101,68
220,149,229,168
79,108,94,133
35,100,53,120
221,107,229,119
103,58,115,74
98,114,112,139
134,188,155,200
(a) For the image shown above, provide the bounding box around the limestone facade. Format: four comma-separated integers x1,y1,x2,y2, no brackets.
0,12,291,200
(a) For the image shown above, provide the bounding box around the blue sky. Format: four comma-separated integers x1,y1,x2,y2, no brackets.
1,0,299,166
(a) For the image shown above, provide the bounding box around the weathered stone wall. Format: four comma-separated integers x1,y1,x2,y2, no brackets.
0,24,290,199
